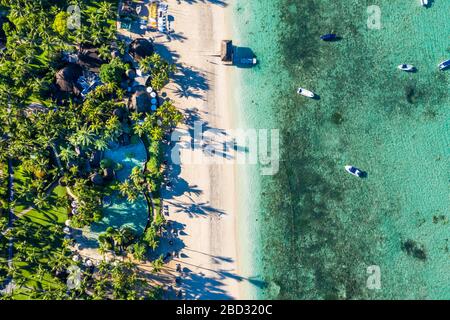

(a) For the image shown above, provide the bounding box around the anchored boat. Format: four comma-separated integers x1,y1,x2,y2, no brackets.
297,88,315,98
320,34,339,41
398,64,416,72
438,59,450,71
344,166,366,178
420,0,429,7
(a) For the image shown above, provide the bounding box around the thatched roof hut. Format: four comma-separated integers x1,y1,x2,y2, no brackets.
90,150,102,168
77,45,105,72
55,64,83,96
126,68,136,79
221,40,233,63
103,167,114,181
129,38,154,61
113,108,125,121
90,172,104,185
130,90,151,113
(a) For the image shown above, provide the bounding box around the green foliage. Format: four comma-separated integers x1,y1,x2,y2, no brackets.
143,224,159,251
140,53,176,90
118,167,146,203
70,178,102,227
131,241,147,261
151,255,164,274
99,57,126,85
0,0,178,300
52,11,69,36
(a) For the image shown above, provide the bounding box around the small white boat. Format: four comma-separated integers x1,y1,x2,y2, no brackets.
297,88,315,98
240,57,258,65
344,165,366,178
398,64,415,72
420,0,428,7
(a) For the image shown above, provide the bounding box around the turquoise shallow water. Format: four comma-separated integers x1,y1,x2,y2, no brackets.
91,141,148,235
233,0,449,299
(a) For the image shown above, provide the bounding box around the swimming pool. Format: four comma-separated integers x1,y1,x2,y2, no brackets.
91,139,149,236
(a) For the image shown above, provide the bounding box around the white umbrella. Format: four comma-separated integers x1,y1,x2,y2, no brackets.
150,92,157,98
65,219,71,227
84,259,93,267
72,255,80,262
146,87,153,93
63,227,71,234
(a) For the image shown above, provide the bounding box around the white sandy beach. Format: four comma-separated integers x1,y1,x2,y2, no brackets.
155,0,243,299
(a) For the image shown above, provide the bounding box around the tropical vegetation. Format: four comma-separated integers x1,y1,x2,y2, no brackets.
0,0,183,300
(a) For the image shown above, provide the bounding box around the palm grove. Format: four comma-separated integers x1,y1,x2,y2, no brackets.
0,0,182,299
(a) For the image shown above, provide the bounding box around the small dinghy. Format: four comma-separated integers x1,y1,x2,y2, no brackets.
320,34,339,41
438,59,450,71
297,88,315,98
398,64,416,72
344,165,366,178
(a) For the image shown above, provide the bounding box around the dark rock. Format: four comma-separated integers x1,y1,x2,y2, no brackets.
401,239,427,261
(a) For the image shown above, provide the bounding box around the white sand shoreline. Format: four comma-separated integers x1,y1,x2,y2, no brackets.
158,0,244,299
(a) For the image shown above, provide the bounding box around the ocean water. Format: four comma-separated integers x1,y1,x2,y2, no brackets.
232,0,449,299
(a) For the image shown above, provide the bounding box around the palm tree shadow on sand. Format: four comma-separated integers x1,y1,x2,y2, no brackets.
178,0,228,7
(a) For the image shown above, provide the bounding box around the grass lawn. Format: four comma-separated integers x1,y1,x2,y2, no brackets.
10,185,69,299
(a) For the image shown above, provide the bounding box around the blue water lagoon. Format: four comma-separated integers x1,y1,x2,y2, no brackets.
232,0,449,299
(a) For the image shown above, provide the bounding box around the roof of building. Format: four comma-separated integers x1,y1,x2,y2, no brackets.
129,38,154,61
221,40,233,62
130,90,151,113
77,45,105,72
55,64,83,95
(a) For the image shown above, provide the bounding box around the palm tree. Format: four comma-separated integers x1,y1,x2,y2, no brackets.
59,147,76,163
112,229,126,253
132,122,145,137
150,72,167,91
94,138,108,151
132,242,147,262
118,180,137,202
25,247,39,264
151,255,164,274
33,192,48,209
98,2,114,20
35,264,46,282
75,126,95,149
98,44,111,61
139,56,153,74
130,166,143,186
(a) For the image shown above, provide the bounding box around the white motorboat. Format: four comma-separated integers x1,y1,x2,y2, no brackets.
420,0,428,7
297,88,315,98
344,165,366,178
398,64,416,72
